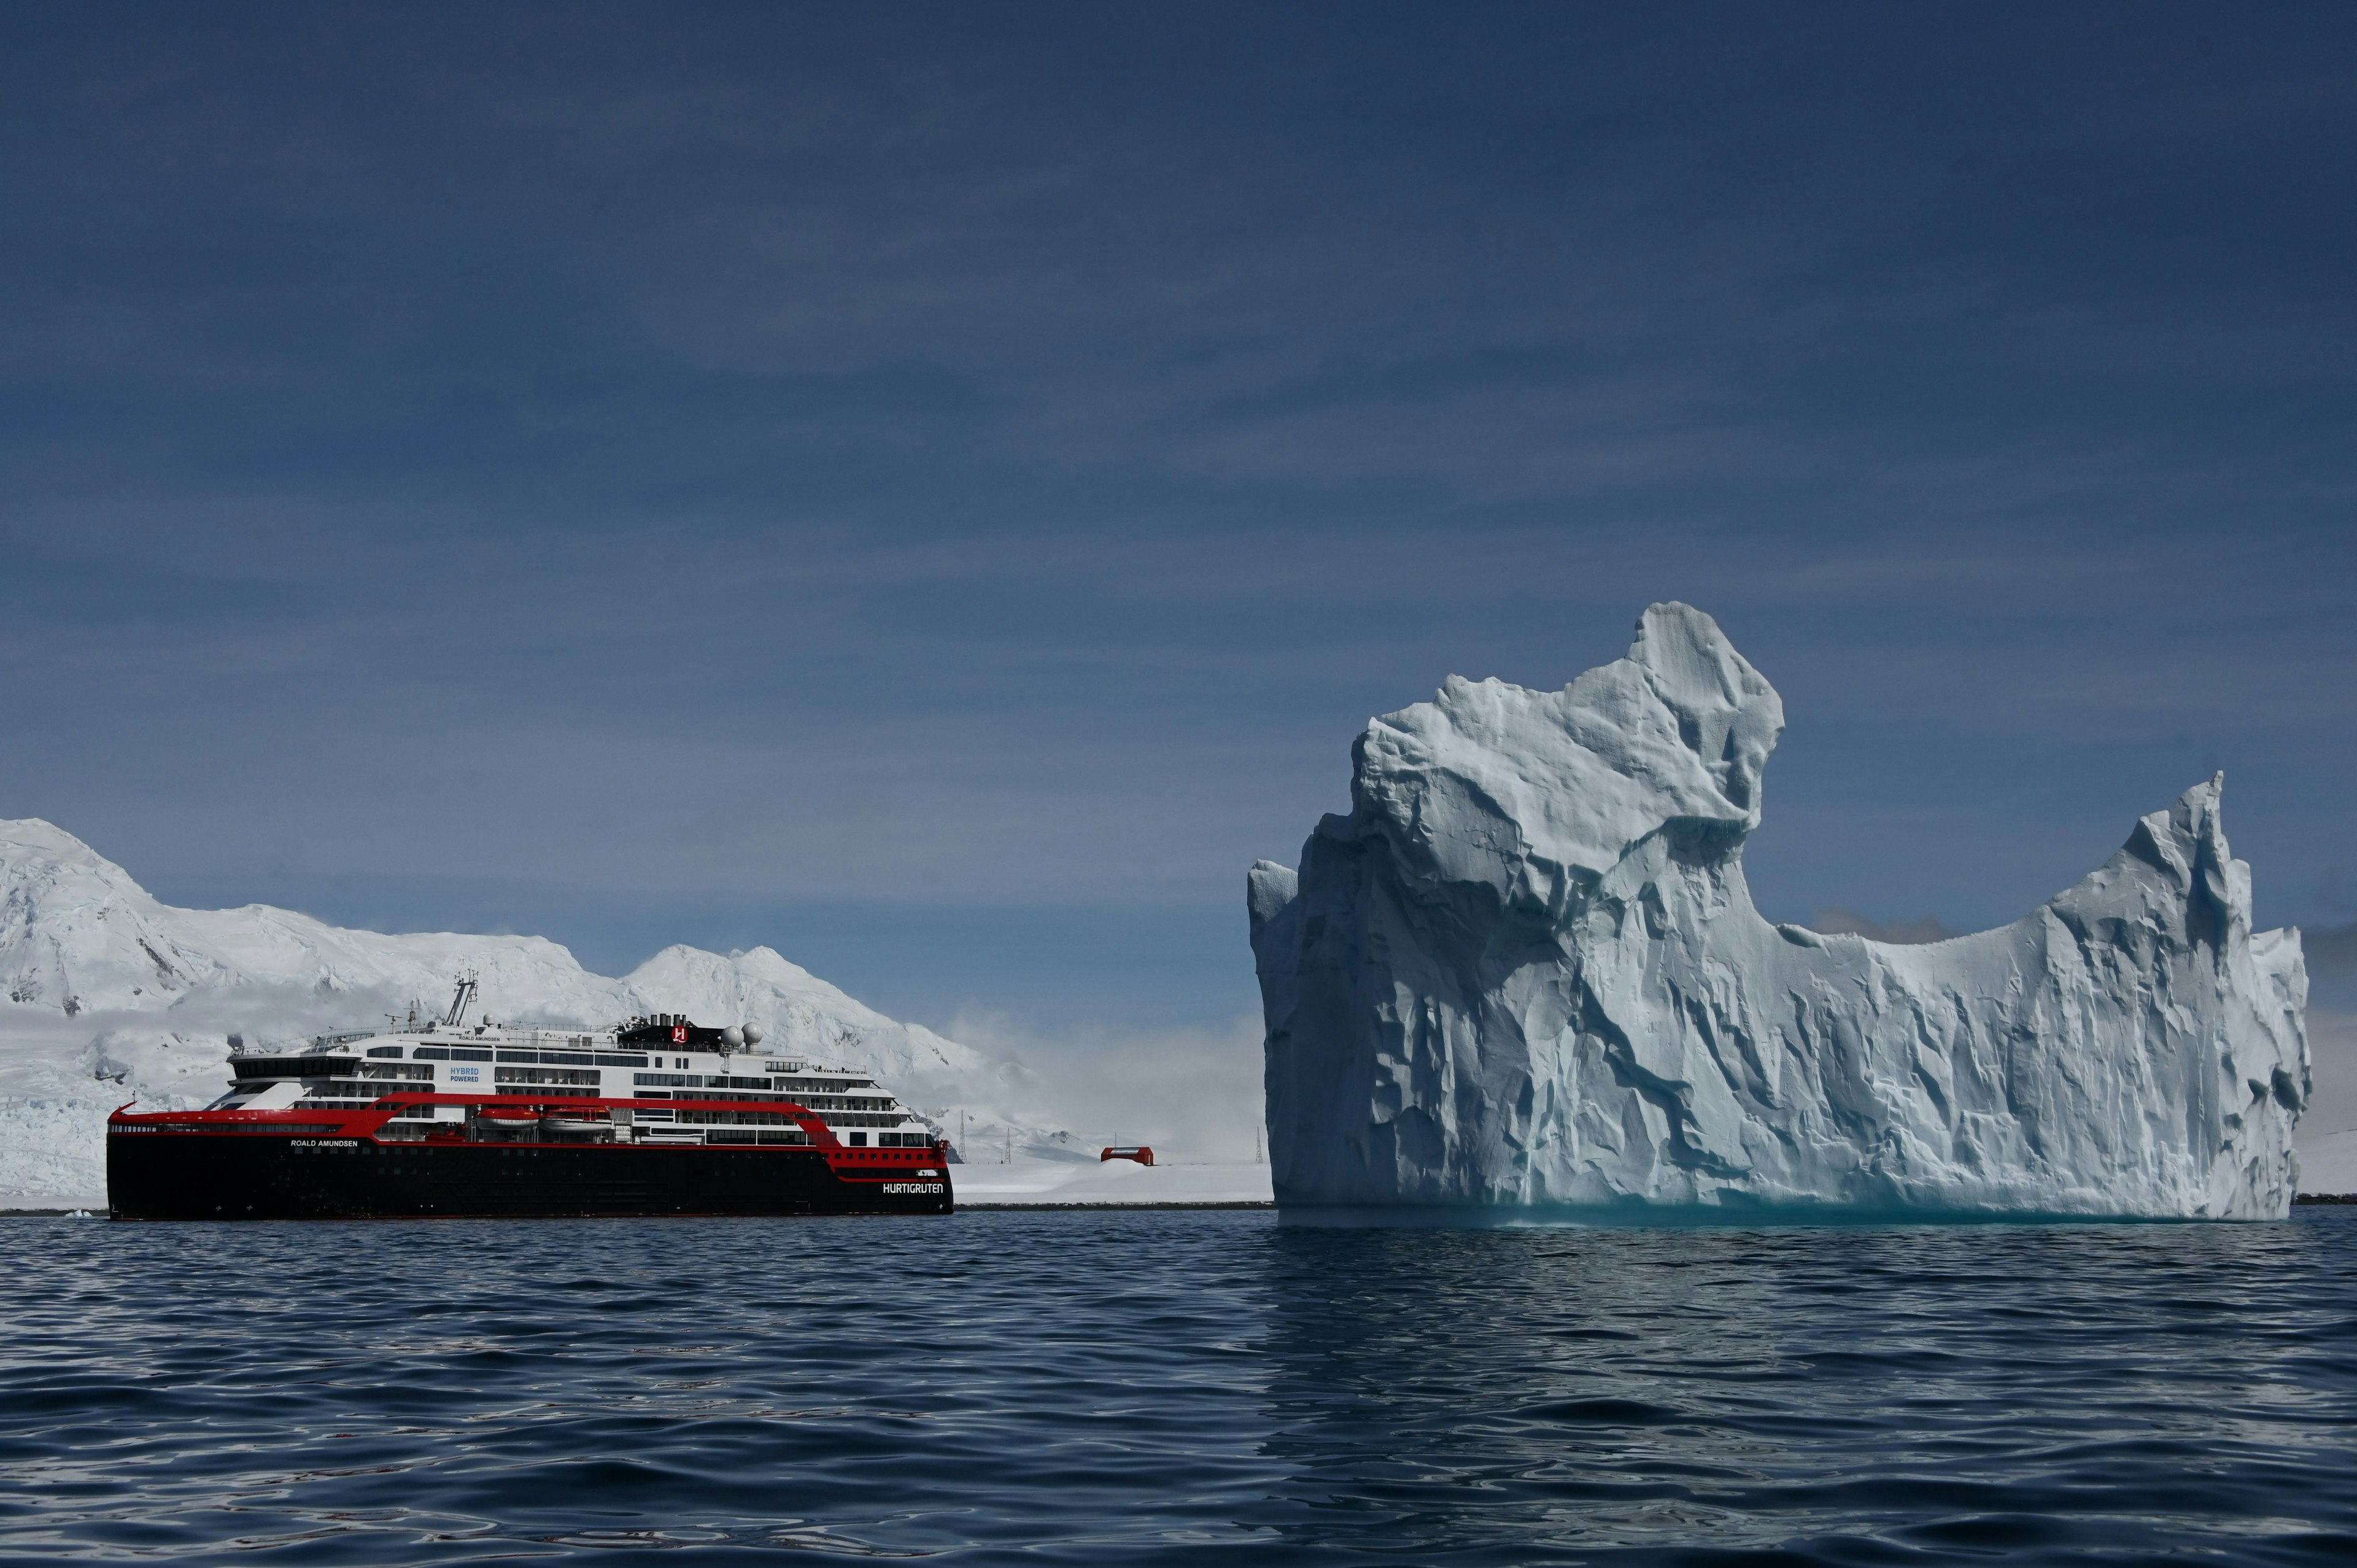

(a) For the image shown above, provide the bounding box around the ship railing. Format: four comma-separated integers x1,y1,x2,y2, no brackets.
303,1024,617,1052
367,1091,916,1151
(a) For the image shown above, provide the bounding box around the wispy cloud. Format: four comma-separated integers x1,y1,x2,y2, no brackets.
1,5,2353,1035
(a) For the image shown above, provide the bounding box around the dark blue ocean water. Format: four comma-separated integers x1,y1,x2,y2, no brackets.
6,1209,2357,1566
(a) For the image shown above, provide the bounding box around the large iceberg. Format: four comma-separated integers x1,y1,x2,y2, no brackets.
1249,603,2309,1219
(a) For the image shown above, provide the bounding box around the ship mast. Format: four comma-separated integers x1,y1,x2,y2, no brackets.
441,971,478,1029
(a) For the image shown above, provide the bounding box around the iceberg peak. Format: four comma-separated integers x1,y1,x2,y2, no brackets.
1344,603,1784,927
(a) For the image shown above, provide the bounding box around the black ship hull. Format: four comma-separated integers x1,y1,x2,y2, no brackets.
109,1134,954,1221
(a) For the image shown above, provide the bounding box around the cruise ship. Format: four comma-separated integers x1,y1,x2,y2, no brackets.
107,978,954,1219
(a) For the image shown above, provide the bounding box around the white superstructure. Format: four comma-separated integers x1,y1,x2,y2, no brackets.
208,981,939,1149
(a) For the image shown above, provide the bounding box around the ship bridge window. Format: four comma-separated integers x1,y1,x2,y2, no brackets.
365,1045,404,1059
231,1056,360,1081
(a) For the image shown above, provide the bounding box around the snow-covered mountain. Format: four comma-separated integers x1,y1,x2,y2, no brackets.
0,818,1059,1205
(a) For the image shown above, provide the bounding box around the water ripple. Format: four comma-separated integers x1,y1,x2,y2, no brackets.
1,1210,2353,1563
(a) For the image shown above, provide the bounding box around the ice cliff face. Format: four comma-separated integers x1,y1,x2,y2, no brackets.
1250,603,2310,1219
0,820,1045,1204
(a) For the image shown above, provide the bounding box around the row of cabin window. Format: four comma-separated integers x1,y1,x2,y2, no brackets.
632,1072,778,1089
269,1070,904,1118
281,1104,929,1146
678,1128,929,1148
649,1097,903,1124
671,1110,926,1133
385,1045,652,1067
630,1072,878,1092
635,1085,895,1108
255,1064,602,1087
742,1089,891,1106
631,1092,901,1121
629,1073,889,1105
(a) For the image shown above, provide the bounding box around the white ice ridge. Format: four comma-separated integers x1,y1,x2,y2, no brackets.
1248,603,2310,1219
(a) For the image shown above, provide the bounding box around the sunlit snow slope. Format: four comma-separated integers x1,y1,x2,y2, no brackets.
0,820,1043,1205
1250,603,2312,1218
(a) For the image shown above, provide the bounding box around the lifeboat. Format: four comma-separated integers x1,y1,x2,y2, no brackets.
540,1113,614,1137
474,1106,539,1128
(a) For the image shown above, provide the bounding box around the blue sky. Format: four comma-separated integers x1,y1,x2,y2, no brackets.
4,3,2354,1041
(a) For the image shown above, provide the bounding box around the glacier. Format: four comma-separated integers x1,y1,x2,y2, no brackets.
0,819,1051,1206
1249,603,2310,1219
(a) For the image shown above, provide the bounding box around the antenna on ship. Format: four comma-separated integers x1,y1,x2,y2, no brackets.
442,971,478,1029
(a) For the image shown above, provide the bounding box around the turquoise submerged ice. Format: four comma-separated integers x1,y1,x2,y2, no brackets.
1248,603,2309,1218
